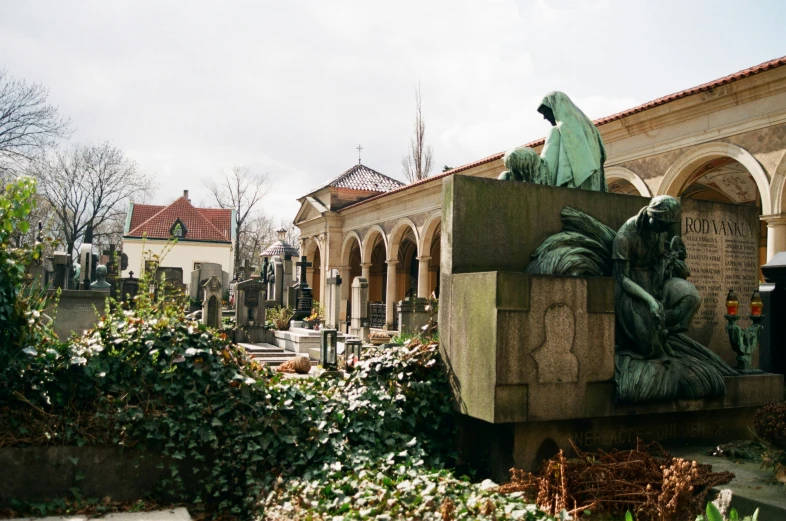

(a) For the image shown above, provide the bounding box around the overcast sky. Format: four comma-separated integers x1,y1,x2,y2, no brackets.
2,1,785,226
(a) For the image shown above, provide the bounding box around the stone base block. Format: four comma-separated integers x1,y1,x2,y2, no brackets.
457,373,783,481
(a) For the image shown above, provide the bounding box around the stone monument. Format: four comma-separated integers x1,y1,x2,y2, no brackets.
292,256,313,321
202,275,222,329
439,175,782,478
234,277,267,343
190,263,229,302
324,269,342,330
350,276,369,341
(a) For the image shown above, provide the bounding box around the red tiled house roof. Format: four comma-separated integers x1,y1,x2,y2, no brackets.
339,54,786,212
125,197,233,243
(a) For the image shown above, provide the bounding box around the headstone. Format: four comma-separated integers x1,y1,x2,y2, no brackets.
79,224,94,290
292,256,314,321
325,269,342,329
202,275,222,328
273,256,284,305
120,274,140,305
235,278,266,327
397,297,430,336
680,198,761,366
52,252,71,290
189,262,225,301
350,276,369,341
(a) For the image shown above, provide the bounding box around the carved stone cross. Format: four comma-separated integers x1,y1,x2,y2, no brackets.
326,273,342,286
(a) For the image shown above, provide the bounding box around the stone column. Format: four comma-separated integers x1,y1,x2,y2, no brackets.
360,263,371,281
385,260,397,327
417,256,431,298
763,215,786,261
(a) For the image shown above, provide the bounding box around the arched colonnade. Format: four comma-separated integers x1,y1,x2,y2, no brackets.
300,212,442,329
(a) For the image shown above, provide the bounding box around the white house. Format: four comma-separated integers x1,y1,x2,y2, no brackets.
122,190,235,289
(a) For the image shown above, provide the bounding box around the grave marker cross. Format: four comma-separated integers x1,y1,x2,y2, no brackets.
296,256,312,287
326,273,342,286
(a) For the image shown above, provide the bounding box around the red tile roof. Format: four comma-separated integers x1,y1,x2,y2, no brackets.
126,197,232,242
303,163,404,197
339,54,786,213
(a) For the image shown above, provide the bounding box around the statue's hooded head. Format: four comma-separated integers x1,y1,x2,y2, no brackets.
640,195,680,232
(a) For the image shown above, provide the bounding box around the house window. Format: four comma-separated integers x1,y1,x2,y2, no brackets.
171,220,187,238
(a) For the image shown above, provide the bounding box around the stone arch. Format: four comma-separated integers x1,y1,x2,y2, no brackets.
770,152,786,215
340,231,362,267
605,166,652,197
419,212,442,255
659,142,772,215
387,218,420,263
301,236,322,261
361,225,387,264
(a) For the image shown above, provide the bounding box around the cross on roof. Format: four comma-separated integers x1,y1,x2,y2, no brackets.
356,144,363,165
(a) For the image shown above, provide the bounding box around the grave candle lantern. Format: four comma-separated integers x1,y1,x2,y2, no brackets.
344,338,363,370
725,289,739,316
750,290,763,317
320,329,338,370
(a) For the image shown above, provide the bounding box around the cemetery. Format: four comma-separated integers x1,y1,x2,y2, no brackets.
2,58,786,521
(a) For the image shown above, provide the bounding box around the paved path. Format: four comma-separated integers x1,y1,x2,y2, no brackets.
7,507,191,521
672,446,786,519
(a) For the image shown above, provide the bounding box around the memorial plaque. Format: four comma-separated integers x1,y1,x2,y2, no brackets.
680,198,760,365
241,280,265,307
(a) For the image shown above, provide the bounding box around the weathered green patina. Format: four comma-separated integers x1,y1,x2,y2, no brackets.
498,91,607,192
527,196,738,403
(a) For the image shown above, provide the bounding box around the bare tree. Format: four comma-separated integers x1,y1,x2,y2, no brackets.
237,213,276,270
204,166,269,275
33,142,153,256
0,69,71,181
402,85,433,184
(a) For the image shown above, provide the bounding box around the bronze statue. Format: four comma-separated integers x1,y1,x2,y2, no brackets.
498,91,607,192
527,196,737,403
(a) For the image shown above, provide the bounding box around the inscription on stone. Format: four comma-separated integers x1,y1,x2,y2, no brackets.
242,281,265,307
680,199,760,364
573,419,728,449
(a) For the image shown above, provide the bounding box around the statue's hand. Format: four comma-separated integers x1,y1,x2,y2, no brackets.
649,299,664,321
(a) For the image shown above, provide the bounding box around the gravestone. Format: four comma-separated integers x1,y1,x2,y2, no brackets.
234,278,267,343
155,266,186,300
292,256,313,321
325,269,342,329
397,297,430,336
680,198,760,367
120,273,140,305
104,245,120,299
52,252,71,290
440,176,782,477
79,224,94,290
350,276,369,341
273,256,285,305
190,263,228,301
202,275,222,328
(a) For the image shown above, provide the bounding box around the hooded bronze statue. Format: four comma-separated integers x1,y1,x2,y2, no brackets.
499,91,607,192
